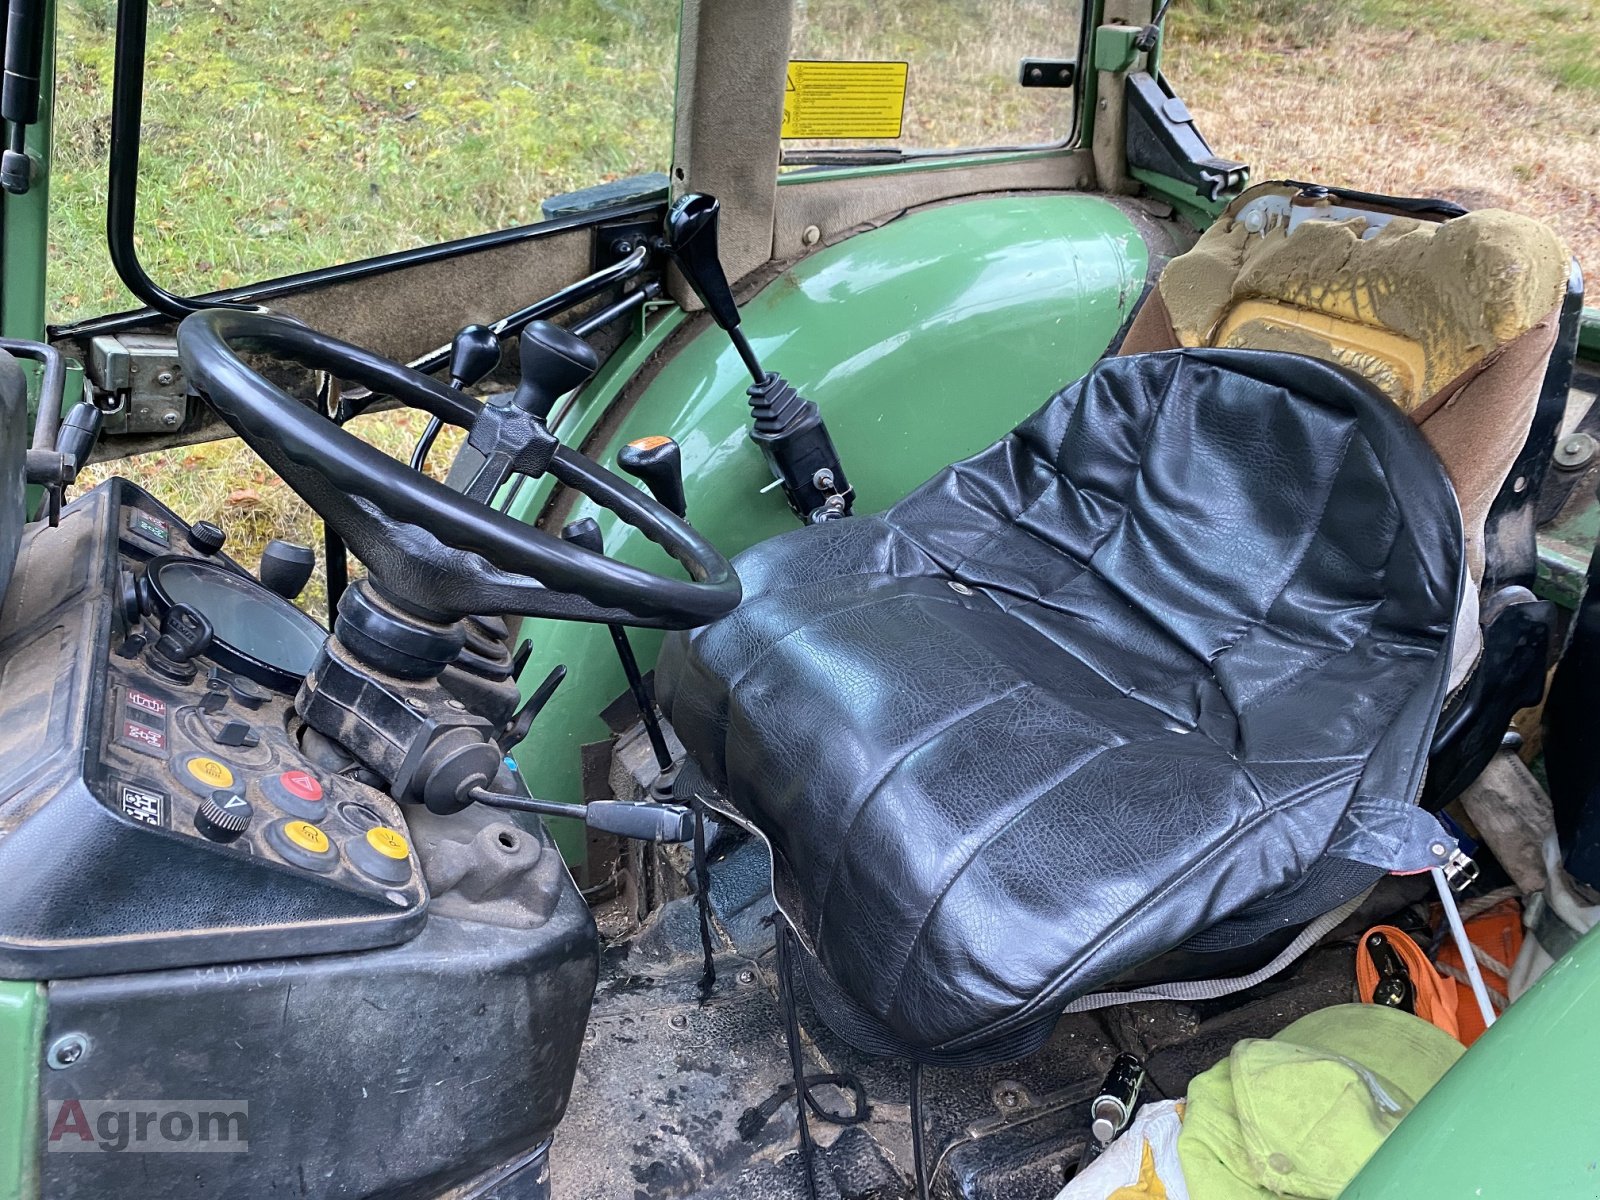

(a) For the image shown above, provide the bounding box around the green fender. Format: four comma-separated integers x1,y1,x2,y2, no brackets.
1341,925,1600,1198
507,194,1151,862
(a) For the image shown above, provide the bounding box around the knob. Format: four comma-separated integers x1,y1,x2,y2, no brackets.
617,435,687,518
664,194,741,333
259,539,315,600
448,323,502,390
195,790,253,843
187,520,226,556
508,321,599,419
560,516,603,555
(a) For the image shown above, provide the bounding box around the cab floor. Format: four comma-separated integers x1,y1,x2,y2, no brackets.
550,836,1376,1200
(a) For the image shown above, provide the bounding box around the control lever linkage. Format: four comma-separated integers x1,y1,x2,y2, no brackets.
469,786,695,844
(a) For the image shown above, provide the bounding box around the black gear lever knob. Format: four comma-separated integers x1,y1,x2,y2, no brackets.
664,194,742,334
510,321,599,419
448,323,502,390
617,435,686,518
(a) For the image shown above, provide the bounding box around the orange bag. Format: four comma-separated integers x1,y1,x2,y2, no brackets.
1355,924,1460,1041
1434,898,1523,1046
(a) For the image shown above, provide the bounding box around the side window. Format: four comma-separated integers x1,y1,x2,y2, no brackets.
50,0,681,325
784,0,1081,156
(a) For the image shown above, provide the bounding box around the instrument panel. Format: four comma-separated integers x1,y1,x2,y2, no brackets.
0,478,428,978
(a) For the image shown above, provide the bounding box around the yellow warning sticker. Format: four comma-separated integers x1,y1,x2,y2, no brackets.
781,60,908,140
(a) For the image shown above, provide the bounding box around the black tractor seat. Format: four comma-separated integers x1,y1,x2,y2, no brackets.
659,348,1465,1063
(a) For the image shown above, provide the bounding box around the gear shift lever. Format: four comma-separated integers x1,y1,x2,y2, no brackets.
448,323,502,391
664,193,854,524
510,320,599,419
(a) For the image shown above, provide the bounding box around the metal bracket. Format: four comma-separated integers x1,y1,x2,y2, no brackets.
1018,58,1076,88
1125,71,1248,203
87,333,192,434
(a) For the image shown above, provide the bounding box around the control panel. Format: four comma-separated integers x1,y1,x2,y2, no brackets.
0,478,429,978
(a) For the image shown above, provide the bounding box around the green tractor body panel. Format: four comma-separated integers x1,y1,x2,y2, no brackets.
1342,924,1600,1197
507,194,1149,852
0,982,42,1200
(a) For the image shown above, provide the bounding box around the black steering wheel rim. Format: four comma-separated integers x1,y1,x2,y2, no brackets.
176,308,741,629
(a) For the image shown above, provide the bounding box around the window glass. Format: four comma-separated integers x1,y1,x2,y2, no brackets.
50,0,680,324
785,0,1081,156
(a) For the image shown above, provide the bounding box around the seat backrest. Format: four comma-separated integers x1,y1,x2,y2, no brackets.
1120,180,1571,591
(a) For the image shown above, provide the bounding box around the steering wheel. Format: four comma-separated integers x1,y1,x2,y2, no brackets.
176,308,741,629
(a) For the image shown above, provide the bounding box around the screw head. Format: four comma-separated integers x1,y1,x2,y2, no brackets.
47,1033,90,1070
669,1013,688,1029
802,224,822,246
155,371,175,386
737,969,755,985
161,410,180,427
1554,433,1597,471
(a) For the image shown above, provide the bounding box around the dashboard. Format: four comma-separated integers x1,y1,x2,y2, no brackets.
0,477,432,977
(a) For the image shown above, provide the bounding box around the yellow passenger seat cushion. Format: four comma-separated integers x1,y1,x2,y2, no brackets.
1159,207,1570,412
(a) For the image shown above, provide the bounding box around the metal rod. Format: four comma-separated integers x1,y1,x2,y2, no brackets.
1432,867,1498,1030
610,625,672,772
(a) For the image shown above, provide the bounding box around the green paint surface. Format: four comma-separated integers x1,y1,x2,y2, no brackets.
0,982,43,1200
1341,925,1600,1198
507,193,1150,854
0,0,54,342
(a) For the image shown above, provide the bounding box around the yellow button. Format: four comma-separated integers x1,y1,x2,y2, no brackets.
185,757,234,790
366,827,410,860
283,820,330,854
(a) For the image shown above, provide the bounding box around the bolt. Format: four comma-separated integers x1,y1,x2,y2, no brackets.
948,580,974,596
737,969,756,985
1059,66,1071,81
48,1033,89,1070
669,1013,688,1029
155,371,175,386
1430,842,1448,857
1513,475,1527,493
812,468,835,491
1554,433,1597,471
446,698,466,711
406,696,427,710
1029,66,1043,80
802,224,822,246
612,237,637,257
161,410,180,427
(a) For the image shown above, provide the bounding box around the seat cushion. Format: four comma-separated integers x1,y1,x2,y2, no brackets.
659,348,1463,1057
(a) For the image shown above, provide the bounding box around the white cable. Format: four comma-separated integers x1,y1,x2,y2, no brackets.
1431,867,1496,1030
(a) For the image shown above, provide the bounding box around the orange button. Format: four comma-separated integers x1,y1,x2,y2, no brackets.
628,434,673,451
365,827,410,860
282,820,331,855
184,757,234,790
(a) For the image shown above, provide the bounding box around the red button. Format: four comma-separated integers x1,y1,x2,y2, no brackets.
279,771,323,802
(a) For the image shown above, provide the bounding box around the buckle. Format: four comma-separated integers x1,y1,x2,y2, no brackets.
1442,847,1479,892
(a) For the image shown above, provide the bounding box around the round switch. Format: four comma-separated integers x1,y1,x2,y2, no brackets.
347,825,413,885
181,755,235,795
267,818,337,872
187,521,227,556
262,769,326,819
195,790,253,843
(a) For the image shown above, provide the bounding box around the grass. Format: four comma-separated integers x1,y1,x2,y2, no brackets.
61,0,1599,600
1166,0,1600,270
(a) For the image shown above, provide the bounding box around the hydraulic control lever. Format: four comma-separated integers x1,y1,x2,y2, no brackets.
617,435,687,518
664,193,853,524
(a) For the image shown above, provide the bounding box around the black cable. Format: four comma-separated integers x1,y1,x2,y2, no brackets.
775,920,821,1200
691,797,717,1002
910,1062,931,1200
